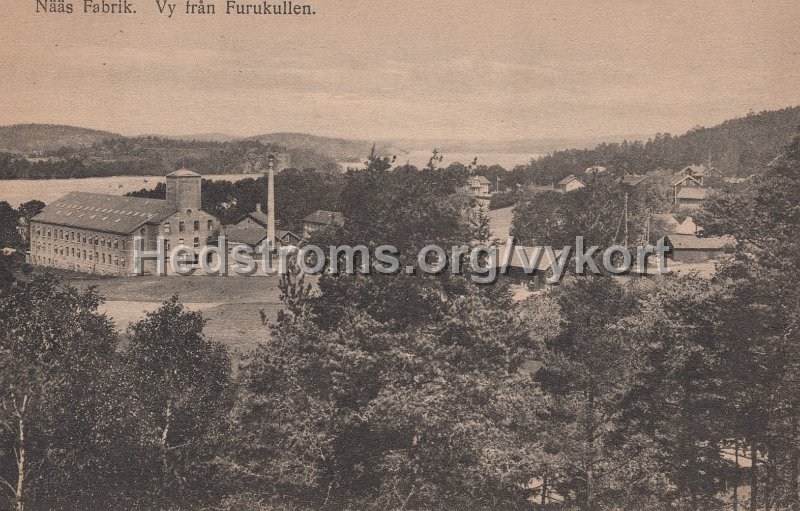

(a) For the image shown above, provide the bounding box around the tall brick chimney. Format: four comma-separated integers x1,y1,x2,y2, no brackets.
267,155,275,246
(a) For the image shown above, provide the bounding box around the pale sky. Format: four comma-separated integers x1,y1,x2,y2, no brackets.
1,0,799,141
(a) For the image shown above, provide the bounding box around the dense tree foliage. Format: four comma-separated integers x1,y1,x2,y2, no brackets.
507,106,800,188
0,276,132,510
0,201,43,286
511,174,673,256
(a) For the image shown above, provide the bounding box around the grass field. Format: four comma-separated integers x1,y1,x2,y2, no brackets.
68,274,292,354
76,274,284,303
486,206,513,240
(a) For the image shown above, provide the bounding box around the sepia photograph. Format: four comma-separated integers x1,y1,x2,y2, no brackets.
1,1,800,509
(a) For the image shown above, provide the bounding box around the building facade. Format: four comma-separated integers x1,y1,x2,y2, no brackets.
466,175,491,196
665,234,735,263
675,187,708,209
556,175,585,193
29,169,219,276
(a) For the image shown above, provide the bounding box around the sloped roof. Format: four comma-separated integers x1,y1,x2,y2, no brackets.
242,210,270,228
557,174,583,186
676,187,708,200
471,175,491,185
167,168,201,178
225,225,268,246
32,192,175,235
620,174,648,186
303,210,345,226
672,174,703,187
278,230,301,241
678,165,724,178
667,234,735,250
225,225,300,246
674,216,698,234
679,164,708,175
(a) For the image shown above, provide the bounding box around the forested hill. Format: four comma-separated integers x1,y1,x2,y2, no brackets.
247,132,396,161
514,106,800,185
0,135,341,179
0,124,120,154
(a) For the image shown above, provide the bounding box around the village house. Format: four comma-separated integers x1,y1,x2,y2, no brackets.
28,169,219,276
676,164,725,186
226,226,301,249
495,245,560,291
233,203,272,230
675,187,708,209
302,210,345,238
672,173,703,191
619,174,649,188
227,203,301,248
665,233,735,263
465,175,491,196
672,173,707,208
556,174,585,193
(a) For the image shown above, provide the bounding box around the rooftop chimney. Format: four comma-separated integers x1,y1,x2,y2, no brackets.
267,155,275,246
255,203,262,213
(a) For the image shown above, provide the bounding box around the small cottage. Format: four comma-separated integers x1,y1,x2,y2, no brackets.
556,175,585,193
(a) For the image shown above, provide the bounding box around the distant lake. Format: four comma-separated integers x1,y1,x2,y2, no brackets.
0,174,257,207
0,152,544,207
340,151,542,171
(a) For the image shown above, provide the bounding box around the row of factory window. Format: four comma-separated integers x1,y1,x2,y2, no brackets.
33,226,125,250
32,244,126,267
32,221,214,246
32,257,121,275
163,238,202,250
164,220,214,234
118,237,202,252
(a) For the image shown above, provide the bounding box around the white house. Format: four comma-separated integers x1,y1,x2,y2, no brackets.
466,175,491,196
556,174,585,193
